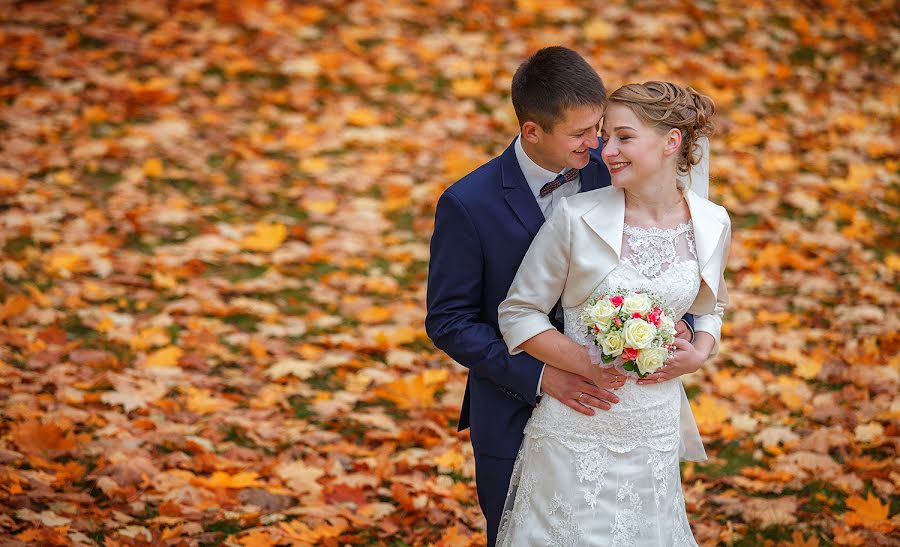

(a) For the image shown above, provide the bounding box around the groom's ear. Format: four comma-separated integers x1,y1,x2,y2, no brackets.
521,121,542,144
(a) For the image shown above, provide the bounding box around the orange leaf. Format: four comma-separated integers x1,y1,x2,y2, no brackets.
144,158,164,178
373,370,448,410
11,421,76,455
237,530,276,547
843,493,891,529
197,471,262,489
789,530,820,547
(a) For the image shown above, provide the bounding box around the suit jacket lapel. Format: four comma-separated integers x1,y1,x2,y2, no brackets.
501,139,545,237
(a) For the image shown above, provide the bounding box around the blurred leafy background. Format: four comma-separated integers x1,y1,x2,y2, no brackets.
0,0,897,545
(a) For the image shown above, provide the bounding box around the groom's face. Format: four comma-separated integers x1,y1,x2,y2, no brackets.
526,104,603,173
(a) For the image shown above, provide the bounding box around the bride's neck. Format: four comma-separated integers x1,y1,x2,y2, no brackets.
624,184,683,222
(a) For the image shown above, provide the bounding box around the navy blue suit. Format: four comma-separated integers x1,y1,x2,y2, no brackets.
425,139,611,543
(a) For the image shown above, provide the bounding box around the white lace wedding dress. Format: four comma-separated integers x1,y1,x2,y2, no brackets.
496,222,705,546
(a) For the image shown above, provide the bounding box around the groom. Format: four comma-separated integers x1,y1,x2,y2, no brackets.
426,47,625,543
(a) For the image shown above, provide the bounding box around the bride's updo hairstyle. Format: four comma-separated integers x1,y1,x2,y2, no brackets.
608,81,715,177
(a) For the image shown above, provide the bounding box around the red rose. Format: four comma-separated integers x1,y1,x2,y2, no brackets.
623,347,638,361
647,309,662,326
610,295,624,307
632,312,642,319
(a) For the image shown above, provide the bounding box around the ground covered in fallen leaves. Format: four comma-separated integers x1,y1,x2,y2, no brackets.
0,0,898,545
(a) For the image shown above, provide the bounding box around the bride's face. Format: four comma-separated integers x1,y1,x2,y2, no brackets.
600,104,672,190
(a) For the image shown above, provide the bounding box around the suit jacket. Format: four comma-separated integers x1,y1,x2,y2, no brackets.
425,140,611,458
499,186,730,359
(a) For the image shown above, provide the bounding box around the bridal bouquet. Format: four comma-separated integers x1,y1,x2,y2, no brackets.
580,288,677,378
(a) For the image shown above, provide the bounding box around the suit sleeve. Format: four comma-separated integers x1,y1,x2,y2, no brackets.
425,190,543,406
692,212,731,356
499,197,571,354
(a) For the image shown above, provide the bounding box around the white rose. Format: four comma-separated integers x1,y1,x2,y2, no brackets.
589,299,618,331
599,330,625,357
636,347,668,375
622,293,652,316
623,318,656,349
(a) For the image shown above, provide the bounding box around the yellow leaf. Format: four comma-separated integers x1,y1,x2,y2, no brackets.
299,156,329,174
144,346,183,368
302,198,337,215
46,253,85,276
346,108,379,127
357,306,393,324
373,373,442,410
152,271,178,290
247,338,268,362
241,223,287,252
886,254,900,272
584,19,615,40
54,171,74,186
144,158,164,178
183,387,235,414
844,493,890,529
452,78,488,98
443,149,482,180
434,449,466,472
690,394,729,435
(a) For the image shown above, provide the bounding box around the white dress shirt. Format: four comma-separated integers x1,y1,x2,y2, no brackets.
514,135,580,395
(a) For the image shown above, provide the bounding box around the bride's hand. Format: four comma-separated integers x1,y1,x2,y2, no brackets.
637,339,706,384
586,359,628,391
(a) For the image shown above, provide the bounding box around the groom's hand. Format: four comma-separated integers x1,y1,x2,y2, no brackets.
540,366,620,416
675,320,693,342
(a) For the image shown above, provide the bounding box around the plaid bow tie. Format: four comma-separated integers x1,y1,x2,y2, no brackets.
539,168,579,198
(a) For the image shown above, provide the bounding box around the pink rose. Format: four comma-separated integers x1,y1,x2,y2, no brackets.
647,309,662,326
610,295,624,307
623,347,638,361
632,312,642,319
614,317,622,327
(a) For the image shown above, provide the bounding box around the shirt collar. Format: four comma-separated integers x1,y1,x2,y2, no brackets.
515,135,568,199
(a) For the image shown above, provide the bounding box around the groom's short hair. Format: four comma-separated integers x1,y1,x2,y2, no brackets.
511,46,607,131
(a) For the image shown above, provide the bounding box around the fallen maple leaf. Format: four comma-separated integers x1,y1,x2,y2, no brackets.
241,223,288,252
11,421,76,456
275,460,324,496
197,471,262,489
843,493,891,530
789,530,820,547
142,345,183,368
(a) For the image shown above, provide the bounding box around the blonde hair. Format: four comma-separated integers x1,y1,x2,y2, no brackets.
609,81,715,176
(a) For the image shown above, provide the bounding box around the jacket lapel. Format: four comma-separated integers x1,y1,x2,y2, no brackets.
581,187,625,258
501,139,545,237
685,190,726,292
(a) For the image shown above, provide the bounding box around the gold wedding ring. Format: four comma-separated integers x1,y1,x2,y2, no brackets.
578,392,584,402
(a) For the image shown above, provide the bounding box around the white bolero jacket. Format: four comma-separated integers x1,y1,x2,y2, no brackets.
499,186,731,357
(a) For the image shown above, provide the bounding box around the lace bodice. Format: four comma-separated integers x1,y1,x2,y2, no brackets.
563,222,700,342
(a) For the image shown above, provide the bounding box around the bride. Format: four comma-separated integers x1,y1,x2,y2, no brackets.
496,81,731,545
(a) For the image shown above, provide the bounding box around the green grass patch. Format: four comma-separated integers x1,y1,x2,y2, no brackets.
696,441,757,478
